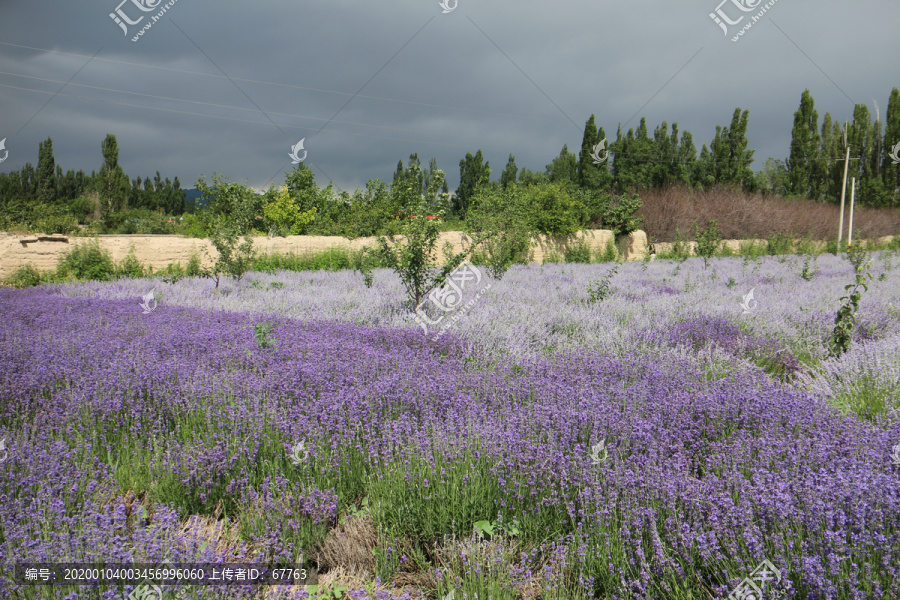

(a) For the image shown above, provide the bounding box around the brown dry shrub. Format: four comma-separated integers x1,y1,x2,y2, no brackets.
314,513,378,580
637,185,900,242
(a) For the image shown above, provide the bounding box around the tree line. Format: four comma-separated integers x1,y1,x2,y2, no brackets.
0,133,186,231
1,86,897,237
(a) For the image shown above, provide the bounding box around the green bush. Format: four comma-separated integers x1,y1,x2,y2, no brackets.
179,213,209,238
766,232,792,255
739,239,768,258
564,239,592,263
253,248,356,273
2,264,43,288
56,238,116,282
116,247,147,279
601,193,644,237
67,196,94,224
37,211,79,235
186,252,202,276
596,240,618,263
520,182,583,236
543,250,564,264
657,230,691,260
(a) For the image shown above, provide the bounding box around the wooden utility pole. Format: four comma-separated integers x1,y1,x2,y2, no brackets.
848,177,856,246
838,143,850,250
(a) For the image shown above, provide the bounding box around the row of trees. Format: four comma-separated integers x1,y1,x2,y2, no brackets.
785,88,900,207
0,134,186,225
2,86,898,237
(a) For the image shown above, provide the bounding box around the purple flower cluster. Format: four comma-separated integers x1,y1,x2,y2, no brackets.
2,284,899,598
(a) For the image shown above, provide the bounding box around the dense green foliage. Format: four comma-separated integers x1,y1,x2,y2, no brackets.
0,133,186,234
2,86,897,252
784,88,900,206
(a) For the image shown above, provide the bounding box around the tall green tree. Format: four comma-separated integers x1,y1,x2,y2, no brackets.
36,137,57,205
676,129,698,186
500,154,518,189
421,157,449,213
883,88,900,205
576,115,612,190
787,90,821,199
455,150,490,219
721,108,755,189
98,134,130,213
693,144,714,188
517,167,546,187
545,144,577,186
610,119,655,190
818,113,844,201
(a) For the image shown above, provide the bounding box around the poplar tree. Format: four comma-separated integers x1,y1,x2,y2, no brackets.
883,88,900,205
546,144,577,185
36,137,57,205
576,115,612,190
455,150,490,219
787,90,820,199
500,154,518,189
98,134,130,213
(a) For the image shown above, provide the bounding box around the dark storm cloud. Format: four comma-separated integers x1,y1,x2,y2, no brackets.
1,0,897,193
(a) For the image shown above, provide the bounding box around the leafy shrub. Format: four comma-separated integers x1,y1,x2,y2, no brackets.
186,252,202,276
564,239,592,263
800,256,820,281
543,250,564,264
195,173,265,236
2,264,43,288
116,247,146,279
179,213,209,238
465,186,534,278
253,322,277,349
261,185,317,236
360,200,488,309
253,248,356,274
67,196,94,224
520,182,584,236
205,218,255,287
56,238,116,282
694,220,721,269
158,262,186,285
585,264,619,303
766,232,792,255
595,240,617,263
601,193,644,237
663,229,692,259
36,211,79,235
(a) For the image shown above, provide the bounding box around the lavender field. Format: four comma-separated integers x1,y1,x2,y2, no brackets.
2,252,900,600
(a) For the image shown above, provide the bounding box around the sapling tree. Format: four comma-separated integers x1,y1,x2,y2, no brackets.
694,220,721,269
359,168,494,310
829,242,872,357
195,174,260,289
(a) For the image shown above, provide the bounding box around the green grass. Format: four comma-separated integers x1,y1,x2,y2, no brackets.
252,248,373,273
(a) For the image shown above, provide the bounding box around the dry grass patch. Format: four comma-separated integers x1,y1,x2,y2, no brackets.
638,185,900,242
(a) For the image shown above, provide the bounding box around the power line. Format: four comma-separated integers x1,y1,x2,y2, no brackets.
0,41,563,125
0,82,513,153
0,70,512,148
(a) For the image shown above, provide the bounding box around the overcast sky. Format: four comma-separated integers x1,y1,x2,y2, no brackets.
1,0,897,195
